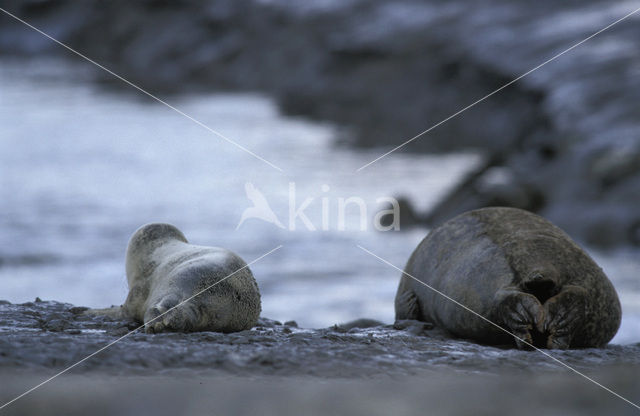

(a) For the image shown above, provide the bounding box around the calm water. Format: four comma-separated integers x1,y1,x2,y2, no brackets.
1,60,638,344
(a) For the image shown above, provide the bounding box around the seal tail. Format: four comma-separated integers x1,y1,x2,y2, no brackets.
519,274,560,304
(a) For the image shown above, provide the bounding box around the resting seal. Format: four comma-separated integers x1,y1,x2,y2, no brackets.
90,223,261,333
395,207,621,349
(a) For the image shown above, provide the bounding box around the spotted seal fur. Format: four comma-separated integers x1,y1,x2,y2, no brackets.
89,223,261,333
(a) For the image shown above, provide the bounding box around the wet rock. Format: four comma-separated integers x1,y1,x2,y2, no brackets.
474,167,545,211
425,162,546,228
339,318,385,330
2,300,637,378
256,317,282,328
393,319,434,332
69,306,89,315
40,318,69,332
589,142,640,188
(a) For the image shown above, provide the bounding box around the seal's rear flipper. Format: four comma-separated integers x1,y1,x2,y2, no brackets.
493,289,545,349
395,282,421,321
542,285,588,349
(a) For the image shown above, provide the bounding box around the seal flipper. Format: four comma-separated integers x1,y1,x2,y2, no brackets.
493,289,545,349
144,295,203,333
144,295,179,333
395,280,421,321
542,285,588,349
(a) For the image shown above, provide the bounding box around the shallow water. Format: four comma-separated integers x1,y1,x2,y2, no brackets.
1,59,638,344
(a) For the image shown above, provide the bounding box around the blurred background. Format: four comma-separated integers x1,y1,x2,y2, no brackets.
0,0,639,343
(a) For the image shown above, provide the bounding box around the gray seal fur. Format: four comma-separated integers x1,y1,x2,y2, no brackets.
89,223,261,333
395,207,621,349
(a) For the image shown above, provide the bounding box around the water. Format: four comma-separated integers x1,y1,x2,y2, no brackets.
1,59,638,344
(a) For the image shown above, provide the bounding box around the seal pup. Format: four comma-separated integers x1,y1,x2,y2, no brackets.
89,223,261,333
395,207,621,349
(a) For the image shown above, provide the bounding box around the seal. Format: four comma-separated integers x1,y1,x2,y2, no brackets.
89,223,261,333
395,207,621,349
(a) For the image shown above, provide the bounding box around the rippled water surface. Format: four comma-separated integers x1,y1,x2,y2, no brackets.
1,60,638,344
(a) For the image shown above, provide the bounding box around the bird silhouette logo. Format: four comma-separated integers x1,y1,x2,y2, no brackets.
236,182,285,230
